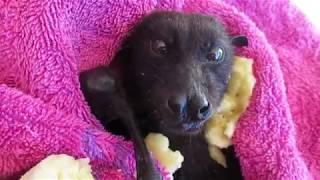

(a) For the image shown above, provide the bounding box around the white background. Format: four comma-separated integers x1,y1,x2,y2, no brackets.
291,0,320,29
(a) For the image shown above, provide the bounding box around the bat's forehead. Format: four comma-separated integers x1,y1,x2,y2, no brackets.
137,12,229,47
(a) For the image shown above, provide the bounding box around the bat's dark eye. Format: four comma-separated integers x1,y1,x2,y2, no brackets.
207,47,225,63
151,40,168,55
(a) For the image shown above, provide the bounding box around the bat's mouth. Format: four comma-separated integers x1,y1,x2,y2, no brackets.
182,121,206,132
160,117,209,136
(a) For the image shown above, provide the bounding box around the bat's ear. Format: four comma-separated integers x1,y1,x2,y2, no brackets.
80,66,118,94
231,35,248,47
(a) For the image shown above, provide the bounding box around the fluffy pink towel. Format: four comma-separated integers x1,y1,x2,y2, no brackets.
0,0,319,179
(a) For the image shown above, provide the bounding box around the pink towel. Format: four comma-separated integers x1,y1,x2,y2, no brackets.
0,0,319,179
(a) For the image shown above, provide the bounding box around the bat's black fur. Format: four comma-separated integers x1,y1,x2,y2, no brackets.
80,11,248,180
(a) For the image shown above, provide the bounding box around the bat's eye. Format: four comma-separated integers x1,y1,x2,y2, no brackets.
151,40,168,55
207,47,225,64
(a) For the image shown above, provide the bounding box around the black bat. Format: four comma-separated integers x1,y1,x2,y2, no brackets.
80,11,248,180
